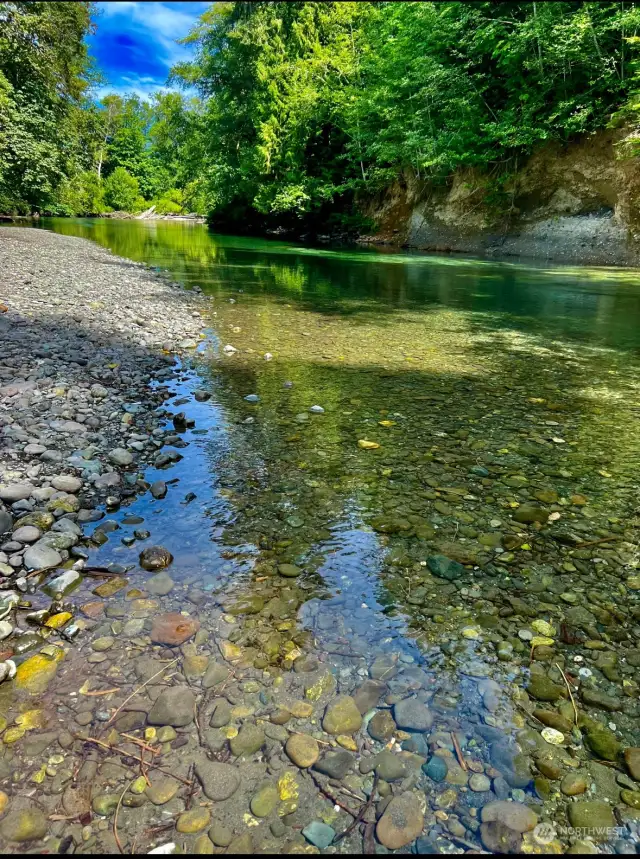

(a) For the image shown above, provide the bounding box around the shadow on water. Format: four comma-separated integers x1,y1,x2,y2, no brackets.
6,216,640,853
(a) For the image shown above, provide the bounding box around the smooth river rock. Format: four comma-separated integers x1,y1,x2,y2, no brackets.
147,687,195,727
376,792,424,849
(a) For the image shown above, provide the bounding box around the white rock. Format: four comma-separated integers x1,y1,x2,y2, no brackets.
51,475,82,493
309,405,325,414
0,483,34,502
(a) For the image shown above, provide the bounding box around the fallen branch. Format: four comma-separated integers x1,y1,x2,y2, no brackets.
308,770,358,818
451,731,467,771
81,688,120,697
75,736,192,786
333,773,379,844
120,733,159,754
573,535,622,549
114,779,134,854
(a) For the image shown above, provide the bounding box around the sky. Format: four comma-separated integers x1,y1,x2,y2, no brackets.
88,1,210,101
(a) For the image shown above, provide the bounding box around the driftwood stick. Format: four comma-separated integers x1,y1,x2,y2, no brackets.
114,778,133,854
75,736,192,785
333,773,379,844
555,662,579,725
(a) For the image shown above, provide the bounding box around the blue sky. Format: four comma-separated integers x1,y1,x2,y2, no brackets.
88,1,210,100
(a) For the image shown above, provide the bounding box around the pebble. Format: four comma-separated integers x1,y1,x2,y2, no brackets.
469,773,491,792
51,475,82,493
139,545,173,571
145,778,180,806
285,733,319,768
393,698,433,732
0,806,48,842
250,784,278,817
322,696,362,735
150,612,199,645
302,821,335,849
108,448,133,466
195,758,241,801
481,801,538,833
23,543,62,570
423,756,448,783
313,749,354,779
229,724,265,756
150,480,167,499
12,525,40,543
176,808,211,834
568,801,615,840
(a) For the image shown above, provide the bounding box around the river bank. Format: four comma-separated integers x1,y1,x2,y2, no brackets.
2,225,640,854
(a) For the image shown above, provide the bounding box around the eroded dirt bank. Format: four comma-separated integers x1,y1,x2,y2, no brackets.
359,128,640,266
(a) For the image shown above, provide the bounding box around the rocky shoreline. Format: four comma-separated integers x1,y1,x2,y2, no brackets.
0,226,207,659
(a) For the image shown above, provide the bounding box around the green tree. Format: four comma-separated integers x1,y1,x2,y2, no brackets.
174,1,374,229
103,166,141,211
0,1,93,212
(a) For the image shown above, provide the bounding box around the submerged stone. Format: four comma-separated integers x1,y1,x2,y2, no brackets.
151,612,199,646
140,545,173,571
322,696,362,735
427,554,464,581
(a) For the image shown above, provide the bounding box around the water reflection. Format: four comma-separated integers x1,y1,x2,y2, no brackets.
33,217,640,349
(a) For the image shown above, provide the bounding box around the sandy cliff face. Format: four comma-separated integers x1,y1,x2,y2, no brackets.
359,128,640,265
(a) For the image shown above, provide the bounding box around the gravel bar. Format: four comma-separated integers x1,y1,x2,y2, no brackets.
0,226,205,584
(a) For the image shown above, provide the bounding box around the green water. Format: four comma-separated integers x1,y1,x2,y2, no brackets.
23,216,640,852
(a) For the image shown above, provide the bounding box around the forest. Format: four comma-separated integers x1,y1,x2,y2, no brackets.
2,1,640,233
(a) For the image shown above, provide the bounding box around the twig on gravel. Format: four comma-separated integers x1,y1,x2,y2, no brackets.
288,729,331,746
185,763,197,810
555,661,578,724
363,823,376,854
114,778,134,854
75,736,192,785
308,770,359,818
451,731,467,771
332,773,379,844
440,831,482,851
573,535,622,549
106,658,178,726
120,733,159,754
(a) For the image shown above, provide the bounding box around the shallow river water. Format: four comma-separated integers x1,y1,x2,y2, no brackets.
8,217,640,854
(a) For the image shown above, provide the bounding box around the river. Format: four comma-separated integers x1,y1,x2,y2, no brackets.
12,217,640,852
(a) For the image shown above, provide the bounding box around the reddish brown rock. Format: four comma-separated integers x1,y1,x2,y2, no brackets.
151,612,200,646
80,601,105,619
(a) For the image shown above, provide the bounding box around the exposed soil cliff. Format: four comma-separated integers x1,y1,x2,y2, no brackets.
359,128,640,266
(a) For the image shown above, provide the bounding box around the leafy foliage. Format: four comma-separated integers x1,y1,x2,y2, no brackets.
0,1,93,211
4,1,640,225
174,1,640,231
103,166,142,212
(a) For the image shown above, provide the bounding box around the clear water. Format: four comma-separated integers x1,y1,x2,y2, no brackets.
11,216,640,852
